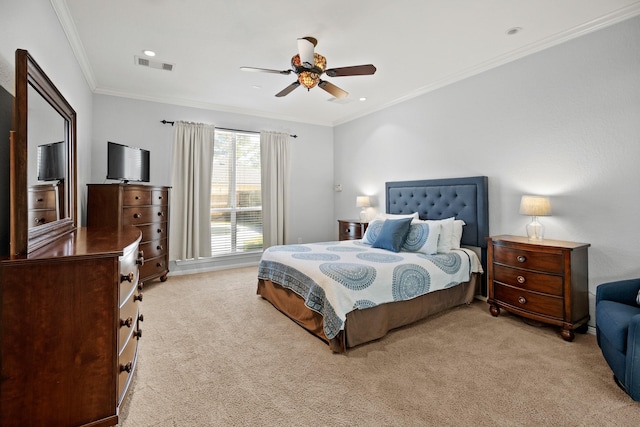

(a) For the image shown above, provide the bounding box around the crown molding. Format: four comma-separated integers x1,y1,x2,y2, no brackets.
50,0,97,90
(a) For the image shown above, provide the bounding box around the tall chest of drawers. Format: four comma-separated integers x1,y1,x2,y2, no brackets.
27,182,64,226
87,184,170,283
487,235,590,341
0,227,143,426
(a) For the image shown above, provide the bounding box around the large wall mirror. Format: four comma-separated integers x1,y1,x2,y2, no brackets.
10,49,77,255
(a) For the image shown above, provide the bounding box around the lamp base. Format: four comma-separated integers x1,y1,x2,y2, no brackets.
359,208,367,222
526,217,545,241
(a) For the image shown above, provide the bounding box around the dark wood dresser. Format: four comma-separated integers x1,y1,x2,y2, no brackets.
338,219,369,241
0,227,143,426
87,184,170,283
487,235,590,341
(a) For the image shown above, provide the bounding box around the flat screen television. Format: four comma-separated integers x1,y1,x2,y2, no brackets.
107,141,150,183
37,141,66,181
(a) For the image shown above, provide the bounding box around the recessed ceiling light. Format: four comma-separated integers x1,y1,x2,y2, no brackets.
252,85,262,89
359,97,367,101
143,50,156,57
506,27,522,36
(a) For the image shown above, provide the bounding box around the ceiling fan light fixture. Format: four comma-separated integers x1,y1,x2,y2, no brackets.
298,71,319,89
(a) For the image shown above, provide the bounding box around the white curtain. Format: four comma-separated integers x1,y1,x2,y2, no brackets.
169,121,214,260
260,131,290,248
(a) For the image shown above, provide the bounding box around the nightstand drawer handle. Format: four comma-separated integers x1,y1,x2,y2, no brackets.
517,275,526,284
517,255,526,263
518,296,527,304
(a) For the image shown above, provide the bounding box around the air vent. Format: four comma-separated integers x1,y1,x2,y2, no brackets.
134,56,174,71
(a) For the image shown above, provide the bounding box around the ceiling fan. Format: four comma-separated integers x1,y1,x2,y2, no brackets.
240,37,376,99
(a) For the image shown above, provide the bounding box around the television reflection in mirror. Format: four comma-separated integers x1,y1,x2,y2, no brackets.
37,141,66,182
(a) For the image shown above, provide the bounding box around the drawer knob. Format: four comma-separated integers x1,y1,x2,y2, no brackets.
134,329,143,340
157,228,163,234
138,314,144,322
120,316,134,328
517,255,526,263
157,245,163,251
138,282,144,291
119,362,132,373
133,212,142,219
158,195,163,200
135,195,141,200
37,198,44,202
34,217,45,224
157,211,165,217
517,275,526,284
137,250,145,266
518,296,527,304
134,292,143,302
120,272,134,283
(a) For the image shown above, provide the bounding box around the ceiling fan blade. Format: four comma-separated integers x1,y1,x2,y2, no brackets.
275,81,301,97
240,66,292,75
325,64,377,77
318,80,348,99
297,37,316,69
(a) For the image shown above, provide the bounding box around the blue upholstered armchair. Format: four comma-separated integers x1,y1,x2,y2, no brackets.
596,278,640,401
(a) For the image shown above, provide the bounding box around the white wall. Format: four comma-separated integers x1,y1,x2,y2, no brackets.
92,94,335,271
0,0,94,250
334,15,640,326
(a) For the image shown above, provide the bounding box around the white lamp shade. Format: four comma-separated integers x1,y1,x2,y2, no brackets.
519,195,551,216
356,196,371,208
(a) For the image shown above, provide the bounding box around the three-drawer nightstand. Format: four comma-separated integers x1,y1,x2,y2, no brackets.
338,219,369,241
487,235,590,341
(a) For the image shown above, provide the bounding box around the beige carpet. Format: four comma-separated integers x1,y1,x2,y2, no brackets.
119,267,640,426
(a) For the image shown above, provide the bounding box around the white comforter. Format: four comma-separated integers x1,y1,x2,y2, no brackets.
258,240,482,339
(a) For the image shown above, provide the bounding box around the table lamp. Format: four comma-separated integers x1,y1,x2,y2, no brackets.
356,196,371,221
519,195,551,240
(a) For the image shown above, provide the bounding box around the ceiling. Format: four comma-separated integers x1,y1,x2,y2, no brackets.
54,0,640,127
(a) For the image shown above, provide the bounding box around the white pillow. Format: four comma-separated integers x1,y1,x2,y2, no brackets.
416,217,455,253
450,220,466,250
402,222,440,255
373,212,419,221
362,219,384,245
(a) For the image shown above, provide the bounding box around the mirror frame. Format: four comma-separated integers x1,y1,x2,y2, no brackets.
10,49,77,255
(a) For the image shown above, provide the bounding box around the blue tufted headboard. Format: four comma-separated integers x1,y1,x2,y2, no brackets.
386,176,489,293
386,176,489,248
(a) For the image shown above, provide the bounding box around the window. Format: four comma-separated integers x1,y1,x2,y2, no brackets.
210,130,262,256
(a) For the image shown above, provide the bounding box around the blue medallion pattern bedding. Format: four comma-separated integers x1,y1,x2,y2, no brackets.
258,240,482,340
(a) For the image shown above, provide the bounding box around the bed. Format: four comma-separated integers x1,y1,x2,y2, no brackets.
257,176,489,353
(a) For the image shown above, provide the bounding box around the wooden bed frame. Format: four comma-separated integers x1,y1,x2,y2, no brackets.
257,176,489,353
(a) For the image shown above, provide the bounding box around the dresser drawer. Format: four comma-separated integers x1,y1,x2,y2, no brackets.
123,189,151,206
118,330,139,404
28,209,57,226
123,206,168,225
151,189,169,206
137,223,168,242
493,264,563,296
119,301,138,351
493,283,563,319
493,245,563,274
140,238,167,259
28,189,57,209
140,255,168,279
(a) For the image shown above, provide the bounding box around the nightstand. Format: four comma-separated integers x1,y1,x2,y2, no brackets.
338,219,369,241
487,235,590,341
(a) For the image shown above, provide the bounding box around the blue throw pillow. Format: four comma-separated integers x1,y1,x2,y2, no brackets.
372,218,413,252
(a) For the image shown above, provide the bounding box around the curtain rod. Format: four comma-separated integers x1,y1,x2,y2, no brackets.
160,120,297,138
